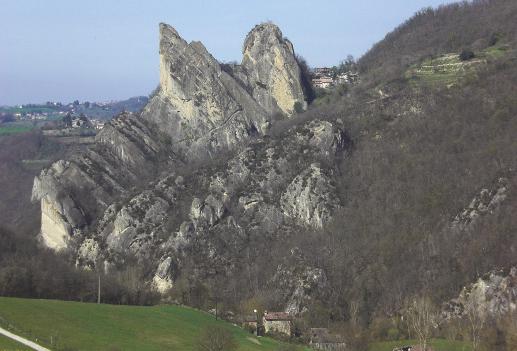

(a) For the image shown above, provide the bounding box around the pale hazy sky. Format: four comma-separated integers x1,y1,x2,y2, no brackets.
1,0,457,105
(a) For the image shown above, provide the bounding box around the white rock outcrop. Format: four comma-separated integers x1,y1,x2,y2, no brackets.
281,164,339,228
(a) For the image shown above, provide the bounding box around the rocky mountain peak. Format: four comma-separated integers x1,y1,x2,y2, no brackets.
242,22,291,55
31,22,334,304
142,21,308,160
242,22,306,116
158,23,221,103
159,22,181,43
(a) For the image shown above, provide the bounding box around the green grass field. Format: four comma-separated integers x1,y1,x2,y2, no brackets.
0,335,31,351
405,43,511,88
369,338,472,351
0,125,34,136
0,106,56,114
405,53,482,87
0,297,300,351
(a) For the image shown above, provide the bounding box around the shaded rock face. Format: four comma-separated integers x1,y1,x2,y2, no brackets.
31,22,343,310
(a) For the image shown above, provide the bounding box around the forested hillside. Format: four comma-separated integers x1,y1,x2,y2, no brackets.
359,0,517,84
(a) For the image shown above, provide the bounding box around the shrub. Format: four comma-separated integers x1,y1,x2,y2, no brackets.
459,49,475,61
294,101,305,114
387,327,400,341
489,33,501,46
196,325,237,351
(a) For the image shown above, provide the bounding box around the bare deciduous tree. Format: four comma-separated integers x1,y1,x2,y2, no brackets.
464,293,487,351
196,325,237,351
349,299,360,328
404,296,438,351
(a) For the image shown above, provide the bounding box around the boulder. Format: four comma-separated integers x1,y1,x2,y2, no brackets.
153,257,174,293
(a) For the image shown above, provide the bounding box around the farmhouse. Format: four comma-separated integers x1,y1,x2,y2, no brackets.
262,312,292,336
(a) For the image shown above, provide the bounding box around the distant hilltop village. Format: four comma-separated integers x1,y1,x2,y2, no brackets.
311,66,360,89
0,96,148,125
0,96,149,139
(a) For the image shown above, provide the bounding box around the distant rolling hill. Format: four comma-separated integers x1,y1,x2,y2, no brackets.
0,96,149,123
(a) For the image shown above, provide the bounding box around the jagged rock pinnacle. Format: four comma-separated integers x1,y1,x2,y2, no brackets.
242,22,306,115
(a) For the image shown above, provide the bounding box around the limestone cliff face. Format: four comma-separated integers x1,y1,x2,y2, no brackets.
31,22,340,310
142,22,307,159
281,163,339,228
149,23,271,158
242,23,306,116
32,112,165,252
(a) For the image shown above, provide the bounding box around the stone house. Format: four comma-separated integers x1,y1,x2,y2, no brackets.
263,312,292,336
309,328,347,351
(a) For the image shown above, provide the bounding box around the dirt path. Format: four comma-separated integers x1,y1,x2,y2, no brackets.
0,326,51,351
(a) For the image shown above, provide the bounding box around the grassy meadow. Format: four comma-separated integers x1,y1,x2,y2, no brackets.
0,297,303,351
0,334,31,351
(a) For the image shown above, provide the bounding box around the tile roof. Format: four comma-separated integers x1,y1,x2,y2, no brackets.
263,312,291,321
